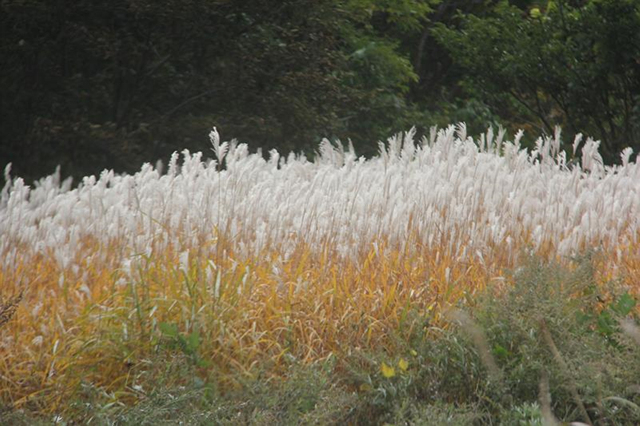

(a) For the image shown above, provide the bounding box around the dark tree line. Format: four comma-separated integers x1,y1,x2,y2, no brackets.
1,0,638,184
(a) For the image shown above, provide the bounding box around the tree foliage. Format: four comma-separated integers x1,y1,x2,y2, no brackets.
433,0,640,160
0,0,436,181
1,0,639,183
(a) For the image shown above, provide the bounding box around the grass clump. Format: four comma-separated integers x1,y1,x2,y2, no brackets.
331,254,640,425
83,360,357,426
2,255,640,425
448,253,640,425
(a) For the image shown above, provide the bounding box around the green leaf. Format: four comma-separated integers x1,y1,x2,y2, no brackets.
188,329,200,353
196,358,211,368
596,311,616,336
613,293,636,317
159,322,179,338
576,311,593,326
493,344,509,359
177,335,188,352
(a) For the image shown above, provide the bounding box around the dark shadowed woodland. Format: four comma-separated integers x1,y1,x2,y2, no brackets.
1,0,639,182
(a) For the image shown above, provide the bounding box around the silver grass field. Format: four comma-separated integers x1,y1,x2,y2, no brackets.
1,124,640,423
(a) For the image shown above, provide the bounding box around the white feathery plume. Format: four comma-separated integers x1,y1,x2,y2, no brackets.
0,123,639,274
210,126,228,164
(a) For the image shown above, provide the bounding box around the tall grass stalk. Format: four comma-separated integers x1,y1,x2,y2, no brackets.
1,124,639,420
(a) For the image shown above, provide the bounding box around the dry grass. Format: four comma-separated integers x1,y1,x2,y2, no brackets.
0,237,494,414
1,124,639,420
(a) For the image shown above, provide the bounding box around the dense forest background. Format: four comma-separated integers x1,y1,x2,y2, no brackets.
1,0,639,184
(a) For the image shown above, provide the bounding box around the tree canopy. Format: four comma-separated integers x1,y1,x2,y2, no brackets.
1,0,638,183
433,0,640,161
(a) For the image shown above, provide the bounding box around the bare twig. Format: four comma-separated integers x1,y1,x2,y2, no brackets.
447,309,502,382
539,369,559,426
